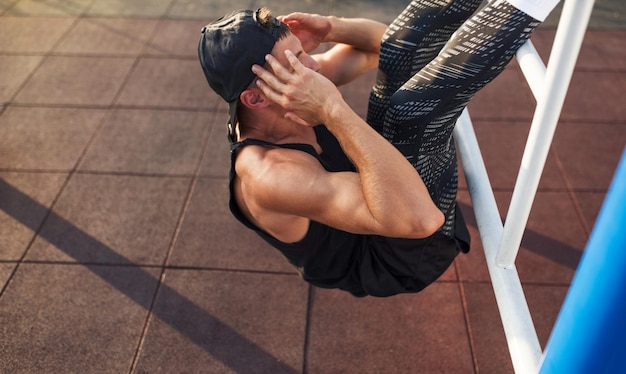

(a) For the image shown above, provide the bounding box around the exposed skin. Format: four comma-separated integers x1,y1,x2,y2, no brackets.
232,13,445,244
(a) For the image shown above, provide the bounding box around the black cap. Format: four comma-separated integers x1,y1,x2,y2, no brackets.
198,9,283,142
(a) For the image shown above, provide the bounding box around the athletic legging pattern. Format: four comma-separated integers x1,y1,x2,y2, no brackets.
367,0,540,237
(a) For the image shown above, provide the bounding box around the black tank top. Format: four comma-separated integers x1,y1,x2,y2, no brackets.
228,125,469,297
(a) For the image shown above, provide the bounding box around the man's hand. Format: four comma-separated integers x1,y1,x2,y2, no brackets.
252,49,343,127
279,12,331,53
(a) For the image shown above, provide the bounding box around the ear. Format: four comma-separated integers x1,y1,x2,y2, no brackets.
239,88,270,110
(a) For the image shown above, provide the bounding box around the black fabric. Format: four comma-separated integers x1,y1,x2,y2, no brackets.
229,125,469,297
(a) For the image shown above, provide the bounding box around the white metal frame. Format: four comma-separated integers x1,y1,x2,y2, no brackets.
453,1,596,373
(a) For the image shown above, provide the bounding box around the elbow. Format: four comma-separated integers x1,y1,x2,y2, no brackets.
407,209,445,239
386,209,444,239
421,209,445,237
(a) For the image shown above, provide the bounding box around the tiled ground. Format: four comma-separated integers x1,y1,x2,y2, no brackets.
0,0,624,373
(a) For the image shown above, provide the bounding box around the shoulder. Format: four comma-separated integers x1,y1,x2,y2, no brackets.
235,144,323,189
232,144,323,243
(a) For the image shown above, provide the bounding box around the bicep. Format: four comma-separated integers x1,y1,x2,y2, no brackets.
252,153,382,235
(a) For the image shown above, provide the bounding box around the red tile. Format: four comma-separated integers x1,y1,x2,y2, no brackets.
462,283,567,374
306,283,473,373
524,284,569,348
145,19,208,58
15,56,135,106
116,58,217,109
0,17,74,53
560,71,626,123
459,119,566,190
0,172,67,260
0,55,43,102
79,109,211,175
455,190,588,285
86,0,171,17
553,122,626,190
515,191,587,285
55,18,159,56
26,174,190,265
169,178,295,273
0,107,105,170
574,191,609,233
455,191,491,283
531,30,615,71
0,263,160,373
0,263,16,290
462,282,514,374
198,109,232,178
338,69,376,120
468,66,535,121
135,269,308,373
4,0,92,16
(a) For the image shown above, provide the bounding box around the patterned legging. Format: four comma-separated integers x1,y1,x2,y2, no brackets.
367,0,540,236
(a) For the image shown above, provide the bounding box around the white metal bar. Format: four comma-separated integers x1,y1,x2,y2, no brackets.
516,40,546,100
454,110,542,374
496,0,596,267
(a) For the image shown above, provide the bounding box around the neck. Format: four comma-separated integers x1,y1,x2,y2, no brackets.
238,109,312,144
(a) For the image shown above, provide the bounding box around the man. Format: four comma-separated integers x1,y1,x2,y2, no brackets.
198,0,558,297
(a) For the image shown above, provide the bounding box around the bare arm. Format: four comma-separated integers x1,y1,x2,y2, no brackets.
250,50,444,239
280,13,387,85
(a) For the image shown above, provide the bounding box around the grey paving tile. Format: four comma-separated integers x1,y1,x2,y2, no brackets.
0,107,105,170
4,0,93,16
0,16,74,53
0,172,67,260
14,55,135,105
116,57,216,109
553,122,626,190
459,119,566,191
26,174,190,265
54,18,159,56
0,55,42,102
86,0,174,18
306,283,473,373
0,263,159,373
169,178,294,272
79,109,210,175
457,190,587,284
134,269,308,373
145,19,207,57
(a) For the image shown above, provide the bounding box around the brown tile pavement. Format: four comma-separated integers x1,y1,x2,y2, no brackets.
0,0,624,373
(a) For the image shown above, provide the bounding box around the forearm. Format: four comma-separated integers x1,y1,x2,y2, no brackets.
322,100,444,237
324,16,387,54
316,17,387,86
